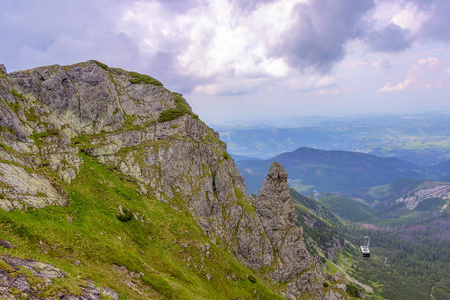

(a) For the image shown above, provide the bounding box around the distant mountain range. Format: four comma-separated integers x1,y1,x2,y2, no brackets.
218,113,450,166
235,147,450,194
229,154,261,161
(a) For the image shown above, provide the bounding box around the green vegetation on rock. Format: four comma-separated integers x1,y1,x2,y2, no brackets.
89,60,109,70
158,108,185,122
128,71,163,86
158,93,198,122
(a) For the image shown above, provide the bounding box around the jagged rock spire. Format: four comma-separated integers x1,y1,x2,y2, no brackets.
256,161,296,241
255,162,312,285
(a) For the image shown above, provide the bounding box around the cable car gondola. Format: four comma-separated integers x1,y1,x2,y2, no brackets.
360,236,370,260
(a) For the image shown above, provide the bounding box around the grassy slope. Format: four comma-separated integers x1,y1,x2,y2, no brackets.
0,155,284,299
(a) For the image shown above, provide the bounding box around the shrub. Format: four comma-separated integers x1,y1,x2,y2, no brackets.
173,94,190,114
116,209,133,222
158,93,198,122
346,283,360,298
128,71,163,86
158,108,184,122
248,274,257,283
323,282,329,288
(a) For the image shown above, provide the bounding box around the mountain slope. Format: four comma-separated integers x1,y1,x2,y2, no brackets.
0,61,345,299
429,159,450,179
237,147,424,194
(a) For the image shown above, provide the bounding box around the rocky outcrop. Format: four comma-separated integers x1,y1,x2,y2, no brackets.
0,254,118,300
0,162,68,211
0,61,345,299
326,238,343,262
233,162,335,299
395,184,450,210
257,162,326,298
256,162,311,281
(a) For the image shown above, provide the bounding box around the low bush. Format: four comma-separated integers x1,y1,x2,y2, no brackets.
346,283,360,298
158,108,184,122
248,274,257,283
128,71,163,86
116,209,133,222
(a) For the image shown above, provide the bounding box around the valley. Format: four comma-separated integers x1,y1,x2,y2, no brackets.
228,116,450,299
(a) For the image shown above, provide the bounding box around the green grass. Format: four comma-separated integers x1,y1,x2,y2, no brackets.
325,260,339,275
11,89,25,100
128,71,163,86
0,155,284,299
5,100,21,113
30,128,60,140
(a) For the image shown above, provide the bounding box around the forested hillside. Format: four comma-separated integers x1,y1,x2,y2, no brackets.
236,147,424,194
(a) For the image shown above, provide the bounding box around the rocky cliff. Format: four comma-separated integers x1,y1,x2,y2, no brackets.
0,61,346,299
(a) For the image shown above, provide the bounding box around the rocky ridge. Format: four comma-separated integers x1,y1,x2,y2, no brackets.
0,253,118,299
0,61,347,299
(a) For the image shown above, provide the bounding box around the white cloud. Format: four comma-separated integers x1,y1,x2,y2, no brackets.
116,0,340,95
379,57,447,92
391,2,427,33
372,1,427,33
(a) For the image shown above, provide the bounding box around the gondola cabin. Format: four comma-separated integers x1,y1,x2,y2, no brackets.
360,245,370,260
360,236,371,260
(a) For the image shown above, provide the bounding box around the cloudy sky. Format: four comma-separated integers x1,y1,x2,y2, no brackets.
1,0,450,125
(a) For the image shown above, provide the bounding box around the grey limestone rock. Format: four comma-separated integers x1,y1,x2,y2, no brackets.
2,254,65,284
256,162,311,282
0,254,118,300
235,162,327,298
0,162,68,211
0,239,15,249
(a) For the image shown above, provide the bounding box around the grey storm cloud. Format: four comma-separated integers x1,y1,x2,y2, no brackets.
366,23,412,53
270,0,375,74
157,0,199,14
411,0,450,42
0,0,136,70
0,0,203,93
